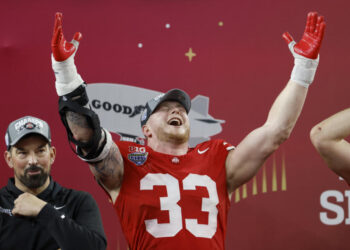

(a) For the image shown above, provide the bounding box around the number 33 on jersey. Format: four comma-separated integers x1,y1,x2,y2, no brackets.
114,139,234,250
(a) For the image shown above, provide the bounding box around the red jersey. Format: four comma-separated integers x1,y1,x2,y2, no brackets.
114,139,234,250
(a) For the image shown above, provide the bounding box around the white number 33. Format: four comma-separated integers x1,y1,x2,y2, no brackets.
140,173,219,238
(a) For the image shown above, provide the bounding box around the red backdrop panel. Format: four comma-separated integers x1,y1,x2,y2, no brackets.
1,1,350,249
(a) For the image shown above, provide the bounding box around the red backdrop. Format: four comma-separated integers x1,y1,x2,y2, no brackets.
1,1,350,249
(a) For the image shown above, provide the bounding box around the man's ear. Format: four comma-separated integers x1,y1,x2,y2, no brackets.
142,125,152,138
49,146,56,165
4,150,13,169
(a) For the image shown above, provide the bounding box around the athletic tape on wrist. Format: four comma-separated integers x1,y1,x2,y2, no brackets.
78,128,113,163
52,54,84,96
288,41,319,88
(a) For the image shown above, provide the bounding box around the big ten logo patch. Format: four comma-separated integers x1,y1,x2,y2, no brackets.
129,146,146,153
128,146,148,166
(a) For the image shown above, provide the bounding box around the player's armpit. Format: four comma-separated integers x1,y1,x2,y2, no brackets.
89,143,124,203
225,124,281,195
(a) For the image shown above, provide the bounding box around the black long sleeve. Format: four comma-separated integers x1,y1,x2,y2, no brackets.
36,192,106,250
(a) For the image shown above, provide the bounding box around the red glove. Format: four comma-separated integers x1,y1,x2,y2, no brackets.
51,13,84,96
51,12,82,62
282,12,326,59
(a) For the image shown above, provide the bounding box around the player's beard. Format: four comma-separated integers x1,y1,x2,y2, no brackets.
156,124,190,144
15,165,49,189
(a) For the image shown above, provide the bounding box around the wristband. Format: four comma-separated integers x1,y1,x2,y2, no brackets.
288,41,319,88
52,54,84,96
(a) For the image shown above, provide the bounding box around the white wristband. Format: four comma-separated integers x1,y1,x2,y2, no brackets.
51,40,84,96
288,41,319,88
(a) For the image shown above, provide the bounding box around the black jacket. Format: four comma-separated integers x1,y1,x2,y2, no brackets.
0,177,107,250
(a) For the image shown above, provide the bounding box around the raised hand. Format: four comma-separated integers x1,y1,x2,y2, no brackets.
51,12,82,62
282,12,326,59
51,12,84,96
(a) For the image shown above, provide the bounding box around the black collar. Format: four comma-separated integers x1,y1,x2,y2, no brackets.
6,176,61,200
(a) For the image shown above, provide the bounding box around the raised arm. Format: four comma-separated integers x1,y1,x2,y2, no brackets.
51,13,123,203
226,12,326,195
310,108,350,184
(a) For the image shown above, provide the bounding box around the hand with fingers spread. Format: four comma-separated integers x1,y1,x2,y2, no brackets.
51,12,84,96
283,12,325,59
282,12,326,88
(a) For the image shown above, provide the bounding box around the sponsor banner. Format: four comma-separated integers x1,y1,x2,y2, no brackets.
87,83,225,147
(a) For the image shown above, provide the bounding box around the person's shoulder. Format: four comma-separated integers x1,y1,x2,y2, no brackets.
193,139,235,152
0,183,10,196
0,185,6,193
194,139,232,147
116,140,147,152
62,186,92,198
116,140,144,147
59,186,98,208
0,186,7,200
54,181,92,199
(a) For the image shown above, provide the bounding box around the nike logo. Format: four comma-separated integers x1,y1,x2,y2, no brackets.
197,147,209,154
54,205,66,210
223,141,235,151
0,206,13,216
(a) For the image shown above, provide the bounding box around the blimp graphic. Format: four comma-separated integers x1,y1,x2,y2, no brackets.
87,83,225,147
